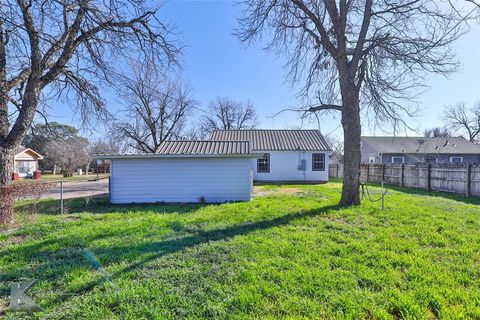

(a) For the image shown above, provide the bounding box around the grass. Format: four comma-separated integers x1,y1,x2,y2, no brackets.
1,182,480,319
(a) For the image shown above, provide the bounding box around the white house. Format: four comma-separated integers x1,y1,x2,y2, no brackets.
97,140,259,204
13,146,44,178
209,129,331,183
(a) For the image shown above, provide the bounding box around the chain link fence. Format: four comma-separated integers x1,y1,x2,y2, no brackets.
3,179,109,222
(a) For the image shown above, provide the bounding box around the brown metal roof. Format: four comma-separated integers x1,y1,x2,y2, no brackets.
209,129,331,151
156,140,251,155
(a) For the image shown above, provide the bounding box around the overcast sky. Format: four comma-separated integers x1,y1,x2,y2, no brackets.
50,0,480,140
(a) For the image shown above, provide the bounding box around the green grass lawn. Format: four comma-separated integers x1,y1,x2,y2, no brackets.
1,182,480,319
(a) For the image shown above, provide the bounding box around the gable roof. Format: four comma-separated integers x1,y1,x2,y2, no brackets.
361,136,480,154
210,129,331,151
96,140,256,159
13,146,44,159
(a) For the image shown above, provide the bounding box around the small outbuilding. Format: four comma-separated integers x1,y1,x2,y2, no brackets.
97,140,259,204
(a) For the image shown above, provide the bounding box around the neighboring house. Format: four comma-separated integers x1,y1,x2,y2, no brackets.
361,136,480,164
98,141,259,204
13,146,44,178
329,150,343,164
209,129,331,182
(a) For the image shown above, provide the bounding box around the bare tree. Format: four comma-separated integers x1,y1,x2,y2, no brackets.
23,122,88,174
423,127,452,138
237,0,470,205
200,97,259,136
442,102,480,142
0,0,179,223
325,135,344,164
45,137,88,175
113,63,196,153
87,136,120,175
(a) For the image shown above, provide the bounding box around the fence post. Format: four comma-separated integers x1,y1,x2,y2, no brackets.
400,164,405,187
366,164,370,183
466,163,471,197
427,164,431,191
60,181,64,215
381,164,385,183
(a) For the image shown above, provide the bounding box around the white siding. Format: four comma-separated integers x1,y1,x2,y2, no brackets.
110,157,252,204
251,151,329,182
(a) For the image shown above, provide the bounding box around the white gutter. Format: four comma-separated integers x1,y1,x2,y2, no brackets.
96,153,263,160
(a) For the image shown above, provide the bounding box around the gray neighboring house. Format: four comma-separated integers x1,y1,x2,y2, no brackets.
361,136,480,164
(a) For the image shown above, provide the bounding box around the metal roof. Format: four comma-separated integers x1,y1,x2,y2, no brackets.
209,129,331,151
96,140,257,159
156,140,252,155
361,136,480,154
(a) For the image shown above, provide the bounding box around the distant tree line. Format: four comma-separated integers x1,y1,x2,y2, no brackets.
22,122,118,175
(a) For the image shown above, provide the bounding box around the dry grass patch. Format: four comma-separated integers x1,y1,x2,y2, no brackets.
253,185,305,197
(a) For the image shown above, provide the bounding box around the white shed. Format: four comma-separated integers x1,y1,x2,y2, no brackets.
97,141,258,204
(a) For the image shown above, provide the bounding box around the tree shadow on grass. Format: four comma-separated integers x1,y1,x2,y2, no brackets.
384,184,480,206
40,204,341,308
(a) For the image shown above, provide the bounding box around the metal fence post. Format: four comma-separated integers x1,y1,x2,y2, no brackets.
400,164,405,187
427,164,431,191
381,164,385,184
466,163,471,197
60,181,64,215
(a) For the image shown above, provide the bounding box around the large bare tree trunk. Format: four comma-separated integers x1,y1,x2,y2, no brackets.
0,149,14,224
339,84,362,206
0,149,13,185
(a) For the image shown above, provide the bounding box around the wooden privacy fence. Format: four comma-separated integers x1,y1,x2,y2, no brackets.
329,163,480,197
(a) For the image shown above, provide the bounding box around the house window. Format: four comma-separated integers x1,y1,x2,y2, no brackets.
16,161,31,174
312,154,325,171
257,153,270,173
450,156,463,163
424,156,437,164
391,156,404,164
368,156,375,164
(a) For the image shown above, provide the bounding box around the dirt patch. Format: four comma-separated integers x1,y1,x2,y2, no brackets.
2,233,27,246
253,186,306,197
65,215,81,221
0,297,9,317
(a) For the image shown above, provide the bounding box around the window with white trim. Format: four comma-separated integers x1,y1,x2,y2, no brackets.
257,153,270,173
312,154,325,171
449,156,463,163
16,161,32,174
391,156,404,164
